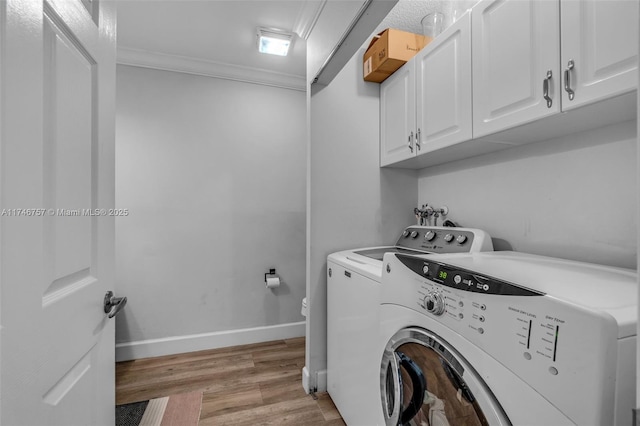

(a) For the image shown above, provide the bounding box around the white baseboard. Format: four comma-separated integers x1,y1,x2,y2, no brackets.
116,321,306,362
316,369,327,392
302,366,311,394
301,366,327,393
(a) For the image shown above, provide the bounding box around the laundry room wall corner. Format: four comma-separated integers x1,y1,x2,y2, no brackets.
305,43,418,392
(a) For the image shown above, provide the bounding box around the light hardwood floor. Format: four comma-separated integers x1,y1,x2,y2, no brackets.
116,337,346,425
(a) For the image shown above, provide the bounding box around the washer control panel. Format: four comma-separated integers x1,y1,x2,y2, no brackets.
396,226,483,254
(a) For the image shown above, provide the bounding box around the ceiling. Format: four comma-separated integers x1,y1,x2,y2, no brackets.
116,1,310,79
116,1,457,85
378,0,459,35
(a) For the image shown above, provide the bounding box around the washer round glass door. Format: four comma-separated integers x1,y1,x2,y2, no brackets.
380,327,511,426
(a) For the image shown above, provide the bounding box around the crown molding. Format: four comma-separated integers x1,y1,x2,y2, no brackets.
116,46,306,92
293,0,327,40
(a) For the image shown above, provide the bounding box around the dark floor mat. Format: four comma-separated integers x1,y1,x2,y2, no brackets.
115,400,149,426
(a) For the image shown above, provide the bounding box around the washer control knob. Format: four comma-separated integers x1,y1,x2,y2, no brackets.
410,231,419,239
423,291,446,316
456,234,468,245
402,230,411,238
424,230,437,241
444,233,454,243
422,265,430,275
454,275,462,284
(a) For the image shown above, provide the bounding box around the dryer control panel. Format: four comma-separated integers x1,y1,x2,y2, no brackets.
409,256,543,297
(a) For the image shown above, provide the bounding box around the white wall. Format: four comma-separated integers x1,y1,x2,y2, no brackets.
115,65,307,357
418,120,637,269
305,45,418,391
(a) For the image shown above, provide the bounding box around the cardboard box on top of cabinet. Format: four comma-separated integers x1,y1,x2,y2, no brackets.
363,29,430,83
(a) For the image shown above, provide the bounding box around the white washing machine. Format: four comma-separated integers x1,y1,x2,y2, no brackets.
327,226,493,426
378,251,637,426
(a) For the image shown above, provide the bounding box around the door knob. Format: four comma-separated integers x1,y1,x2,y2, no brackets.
104,291,127,319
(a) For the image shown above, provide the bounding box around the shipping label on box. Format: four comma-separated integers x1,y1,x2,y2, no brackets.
364,56,373,78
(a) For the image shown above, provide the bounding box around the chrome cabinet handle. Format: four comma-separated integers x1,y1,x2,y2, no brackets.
104,291,127,319
416,128,421,151
564,59,575,100
543,70,553,108
407,131,414,152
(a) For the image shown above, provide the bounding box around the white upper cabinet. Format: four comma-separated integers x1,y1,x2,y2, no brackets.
472,0,561,138
380,13,472,167
380,63,416,166
380,0,638,168
560,0,639,110
417,12,473,151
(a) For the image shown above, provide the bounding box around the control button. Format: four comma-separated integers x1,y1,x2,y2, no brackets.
477,327,484,334
454,275,462,285
402,230,410,238
480,304,487,311
456,235,468,245
523,352,532,360
479,315,485,322
458,313,464,319
444,233,454,243
424,230,436,241
423,291,446,316
422,265,430,275
458,301,464,307
549,366,559,376
410,231,419,239
482,284,490,291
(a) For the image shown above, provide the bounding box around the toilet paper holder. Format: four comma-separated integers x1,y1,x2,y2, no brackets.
264,268,277,282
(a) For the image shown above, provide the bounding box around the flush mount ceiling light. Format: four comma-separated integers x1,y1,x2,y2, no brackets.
257,27,293,56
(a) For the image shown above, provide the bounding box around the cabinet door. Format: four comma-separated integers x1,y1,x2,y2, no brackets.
380,62,416,166
472,0,560,138
416,11,472,152
560,0,638,110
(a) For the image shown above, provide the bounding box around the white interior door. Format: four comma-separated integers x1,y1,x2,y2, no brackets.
0,0,117,425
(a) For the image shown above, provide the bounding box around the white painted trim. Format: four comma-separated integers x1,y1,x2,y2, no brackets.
116,46,306,92
316,368,327,392
293,0,327,40
301,366,327,393
115,321,306,362
302,366,311,394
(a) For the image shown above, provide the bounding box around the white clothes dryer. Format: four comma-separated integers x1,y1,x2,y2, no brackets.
377,251,637,426
327,226,493,426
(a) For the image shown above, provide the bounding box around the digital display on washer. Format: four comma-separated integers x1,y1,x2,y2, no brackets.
396,254,544,296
